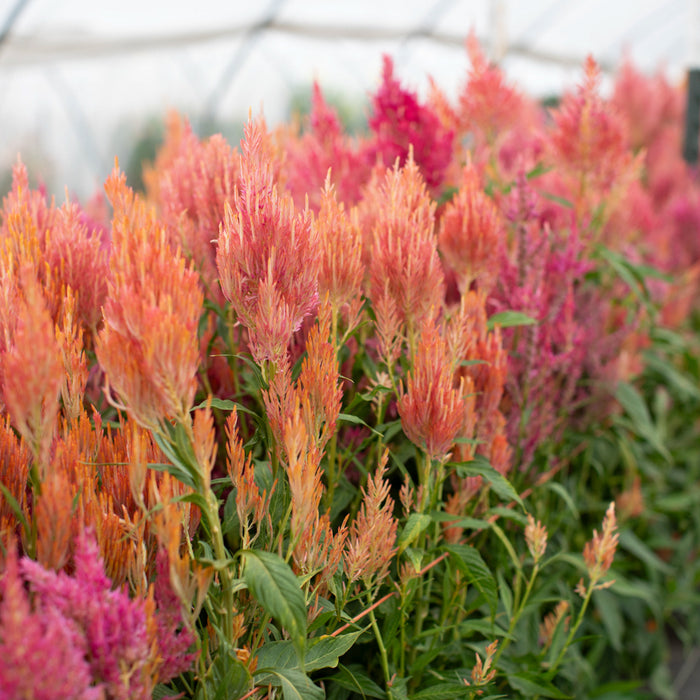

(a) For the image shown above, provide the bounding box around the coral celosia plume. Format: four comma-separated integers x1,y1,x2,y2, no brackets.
217,118,321,369
97,165,203,430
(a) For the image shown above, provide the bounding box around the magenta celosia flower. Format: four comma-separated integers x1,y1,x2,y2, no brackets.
0,546,102,700
153,548,199,681
367,55,453,193
0,530,197,700
20,530,155,699
490,174,603,470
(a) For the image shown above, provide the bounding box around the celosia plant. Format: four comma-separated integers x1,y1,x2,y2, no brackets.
3,36,697,699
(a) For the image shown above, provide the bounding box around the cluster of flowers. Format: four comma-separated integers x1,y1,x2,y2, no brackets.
0,33,695,697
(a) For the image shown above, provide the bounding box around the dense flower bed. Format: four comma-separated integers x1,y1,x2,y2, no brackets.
1,36,699,699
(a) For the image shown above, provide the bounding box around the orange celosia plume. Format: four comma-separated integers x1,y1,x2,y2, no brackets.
438,161,504,295
97,164,203,430
398,317,466,465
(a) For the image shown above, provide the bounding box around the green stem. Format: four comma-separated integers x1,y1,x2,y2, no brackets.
492,563,539,668
399,586,407,676
178,418,235,644
548,585,594,676
367,589,394,698
203,488,234,643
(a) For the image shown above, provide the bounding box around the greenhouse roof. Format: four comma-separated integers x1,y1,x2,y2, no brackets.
0,0,692,197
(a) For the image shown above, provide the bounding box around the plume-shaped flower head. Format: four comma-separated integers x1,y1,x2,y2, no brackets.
96,164,203,430
364,153,445,344
1,529,195,699
398,317,466,464
285,83,371,209
438,161,504,294
217,118,321,369
368,55,453,192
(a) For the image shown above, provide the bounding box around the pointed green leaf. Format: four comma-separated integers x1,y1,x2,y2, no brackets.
255,669,323,700
327,664,385,699
445,544,498,617
338,413,383,437
240,550,307,662
397,513,432,553
306,632,363,671
413,683,485,699
619,528,673,575
487,310,537,330
147,458,196,490
195,651,251,700
615,382,671,461
508,671,572,698
0,482,29,534
496,568,513,620
540,191,574,209
191,397,262,418
256,631,363,674
454,456,524,509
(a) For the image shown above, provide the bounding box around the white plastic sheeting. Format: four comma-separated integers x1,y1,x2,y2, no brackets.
0,0,692,197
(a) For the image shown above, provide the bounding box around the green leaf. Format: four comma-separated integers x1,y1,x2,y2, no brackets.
544,481,579,519
0,482,29,534
593,589,623,652
429,511,491,531
619,529,673,575
397,513,432,553
254,641,297,671
191,397,262,417
655,489,700,512
643,351,700,401
147,459,196,490
255,668,323,700
496,568,513,620
453,456,524,509
604,575,662,619
151,685,184,699
338,412,383,438
174,491,211,512
413,683,480,699
588,680,646,698
445,544,498,617
255,632,362,674
306,632,363,671
596,245,667,314
539,191,574,209
403,547,424,573
508,671,572,698
487,310,537,330
326,664,385,699
526,162,552,180
240,550,307,662
195,651,251,700
615,382,671,461
151,422,201,489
